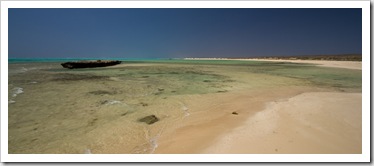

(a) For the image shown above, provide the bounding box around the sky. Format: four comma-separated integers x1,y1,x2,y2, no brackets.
8,8,362,59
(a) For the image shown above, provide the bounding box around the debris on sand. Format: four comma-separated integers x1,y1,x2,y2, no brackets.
140,102,148,107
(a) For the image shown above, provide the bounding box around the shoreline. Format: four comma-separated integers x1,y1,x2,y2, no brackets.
154,86,322,153
154,89,362,154
184,58,362,70
154,59,362,154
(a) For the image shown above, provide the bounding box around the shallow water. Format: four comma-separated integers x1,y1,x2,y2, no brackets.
8,60,361,153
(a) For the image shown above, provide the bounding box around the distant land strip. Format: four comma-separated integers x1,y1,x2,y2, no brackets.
185,54,362,61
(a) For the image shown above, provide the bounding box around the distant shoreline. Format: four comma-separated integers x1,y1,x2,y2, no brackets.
184,57,362,70
185,54,362,61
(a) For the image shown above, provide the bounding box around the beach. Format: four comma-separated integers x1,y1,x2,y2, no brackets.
241,58,362,70
201,92,361,154
154,59,362,154
8,59,362,154
185,58,362,70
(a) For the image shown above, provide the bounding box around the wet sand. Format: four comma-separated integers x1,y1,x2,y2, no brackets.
154,86,318,153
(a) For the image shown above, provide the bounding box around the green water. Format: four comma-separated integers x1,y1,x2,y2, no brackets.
46,59,361,92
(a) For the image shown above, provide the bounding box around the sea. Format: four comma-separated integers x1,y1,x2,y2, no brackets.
8,58,240,154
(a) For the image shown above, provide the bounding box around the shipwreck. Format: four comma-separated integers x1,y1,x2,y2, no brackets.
61,60,122,69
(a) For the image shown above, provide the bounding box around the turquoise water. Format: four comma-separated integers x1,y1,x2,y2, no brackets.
8,58,172,63
9,58,271,65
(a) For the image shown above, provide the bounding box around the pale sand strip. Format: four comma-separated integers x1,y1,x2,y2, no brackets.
184,58,362,70
245,59,362,70
202,92,362,154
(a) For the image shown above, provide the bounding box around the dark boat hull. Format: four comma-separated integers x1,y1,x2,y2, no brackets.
61,60,122,69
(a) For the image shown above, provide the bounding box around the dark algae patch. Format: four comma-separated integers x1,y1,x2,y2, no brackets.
138,115,159,125
110,65,232,95
89,90,117,95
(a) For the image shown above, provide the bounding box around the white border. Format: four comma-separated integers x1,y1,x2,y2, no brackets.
1,1,370,163
0,1,9,163
360,1,371,163
0,1,368,8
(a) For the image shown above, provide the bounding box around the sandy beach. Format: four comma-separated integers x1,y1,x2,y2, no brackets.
154,90,362,154
244,59,362,70
154,59,362,154
202,92,361,154
185,58,362,70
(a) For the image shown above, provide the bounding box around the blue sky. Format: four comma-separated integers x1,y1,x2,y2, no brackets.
8,8,362,59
